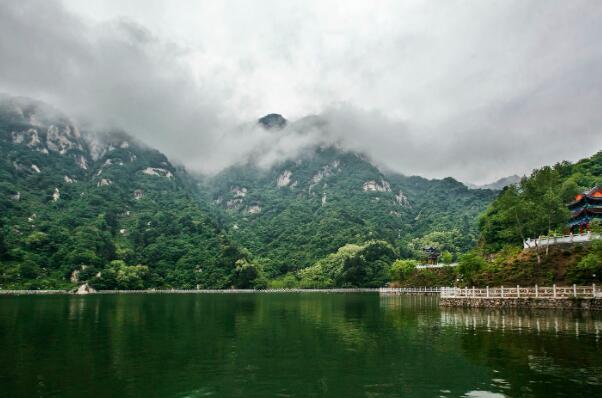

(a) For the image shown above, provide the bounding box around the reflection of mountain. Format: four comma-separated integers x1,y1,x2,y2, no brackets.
3,295,602,396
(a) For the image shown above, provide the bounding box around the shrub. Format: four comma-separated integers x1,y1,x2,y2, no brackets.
389,259,417,282
458,252,487,285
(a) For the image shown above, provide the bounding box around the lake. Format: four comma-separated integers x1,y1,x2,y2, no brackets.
0,293,601,397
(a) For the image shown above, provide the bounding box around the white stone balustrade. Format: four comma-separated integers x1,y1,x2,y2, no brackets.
523,232,599,249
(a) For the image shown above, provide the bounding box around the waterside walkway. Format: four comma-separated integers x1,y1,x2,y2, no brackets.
440,285,602,310
441,285,601,299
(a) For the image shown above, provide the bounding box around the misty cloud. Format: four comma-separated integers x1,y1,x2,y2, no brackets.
1,0,602,184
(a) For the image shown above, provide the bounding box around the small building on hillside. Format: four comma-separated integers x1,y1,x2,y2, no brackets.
423,247,440,265
567,186,602,233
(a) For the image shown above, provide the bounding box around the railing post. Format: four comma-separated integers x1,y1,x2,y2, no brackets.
486,286,489,298
553,284,556,299
472,286,475,298
594,284,597,298
573,284,577,298
517,285,520,298
535,284,538,298
501,286,504,298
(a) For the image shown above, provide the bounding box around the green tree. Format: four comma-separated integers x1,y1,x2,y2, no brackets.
440,251,453,264
232,259,259,288
458,252,487,285
389,259,417,282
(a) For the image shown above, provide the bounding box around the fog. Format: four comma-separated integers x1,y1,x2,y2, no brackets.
1,0,601,184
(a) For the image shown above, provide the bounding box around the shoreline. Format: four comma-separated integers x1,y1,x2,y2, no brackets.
0,288,384,295
440,297,602,311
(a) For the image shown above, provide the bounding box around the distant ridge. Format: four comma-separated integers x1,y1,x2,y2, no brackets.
466,175,521,191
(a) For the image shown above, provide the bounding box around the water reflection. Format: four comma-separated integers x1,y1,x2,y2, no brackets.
380,294,602,396
440,307,602,337
380,294,602,337
0,294,601,397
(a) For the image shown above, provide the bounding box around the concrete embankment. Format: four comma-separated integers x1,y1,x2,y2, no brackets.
440,297,602,310
439,285,602,310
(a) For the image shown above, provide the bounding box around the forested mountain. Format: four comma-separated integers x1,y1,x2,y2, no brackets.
479,151,602,251
389,151,602,289
198,117,496,279
0,100,497,289
0,97,244,289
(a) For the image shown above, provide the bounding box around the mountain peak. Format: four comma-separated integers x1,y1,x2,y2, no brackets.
258,113,287,130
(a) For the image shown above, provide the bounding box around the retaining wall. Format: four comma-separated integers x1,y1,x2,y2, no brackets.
440,297,602,311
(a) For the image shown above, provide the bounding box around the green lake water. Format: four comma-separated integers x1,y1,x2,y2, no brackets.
0,293,601,397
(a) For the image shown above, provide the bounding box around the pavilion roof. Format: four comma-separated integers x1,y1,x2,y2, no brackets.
567,185,602,208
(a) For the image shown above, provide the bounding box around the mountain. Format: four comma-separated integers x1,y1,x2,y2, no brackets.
479,151,602,251
465,175,521,191
198,115,497,278
0,101,498,289
0,97,245,289
258,113,287,130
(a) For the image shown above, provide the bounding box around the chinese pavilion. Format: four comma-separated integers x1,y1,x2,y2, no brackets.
567,186,602,233
423,247,440,265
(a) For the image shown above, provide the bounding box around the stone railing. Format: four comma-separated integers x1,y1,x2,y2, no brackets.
415,263,458,269
523,232,599,249
379,287,442,295
0,290,69,295
441,284,601,299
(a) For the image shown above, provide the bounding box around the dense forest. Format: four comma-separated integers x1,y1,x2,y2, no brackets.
0,99,498,289
0,98,246,289
6,96,600,290
199,144,495,280
393,151,602,288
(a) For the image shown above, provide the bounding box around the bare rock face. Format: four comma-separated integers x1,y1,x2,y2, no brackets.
142,167,174,179
46,125,83,154
309,161,341,193
277,170,293,187
64,175,75,183
133,189,144,200
395,191,411,208
12,128,41,147
321,192,327,207
362,179,391,192
247,204,262,214
52,188,60,202
12,124,83,155
70,267,83,283
97,178,112,187
226,198,244,210
76,155,88,170
231,186,247,198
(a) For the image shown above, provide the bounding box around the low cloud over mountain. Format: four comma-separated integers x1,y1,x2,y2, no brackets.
1,0,602,184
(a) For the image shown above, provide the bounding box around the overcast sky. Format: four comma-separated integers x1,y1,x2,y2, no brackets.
1,0,601,184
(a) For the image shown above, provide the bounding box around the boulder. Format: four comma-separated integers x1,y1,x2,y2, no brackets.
74,283,96,295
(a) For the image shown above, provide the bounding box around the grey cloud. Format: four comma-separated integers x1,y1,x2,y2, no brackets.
1,0,602,184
